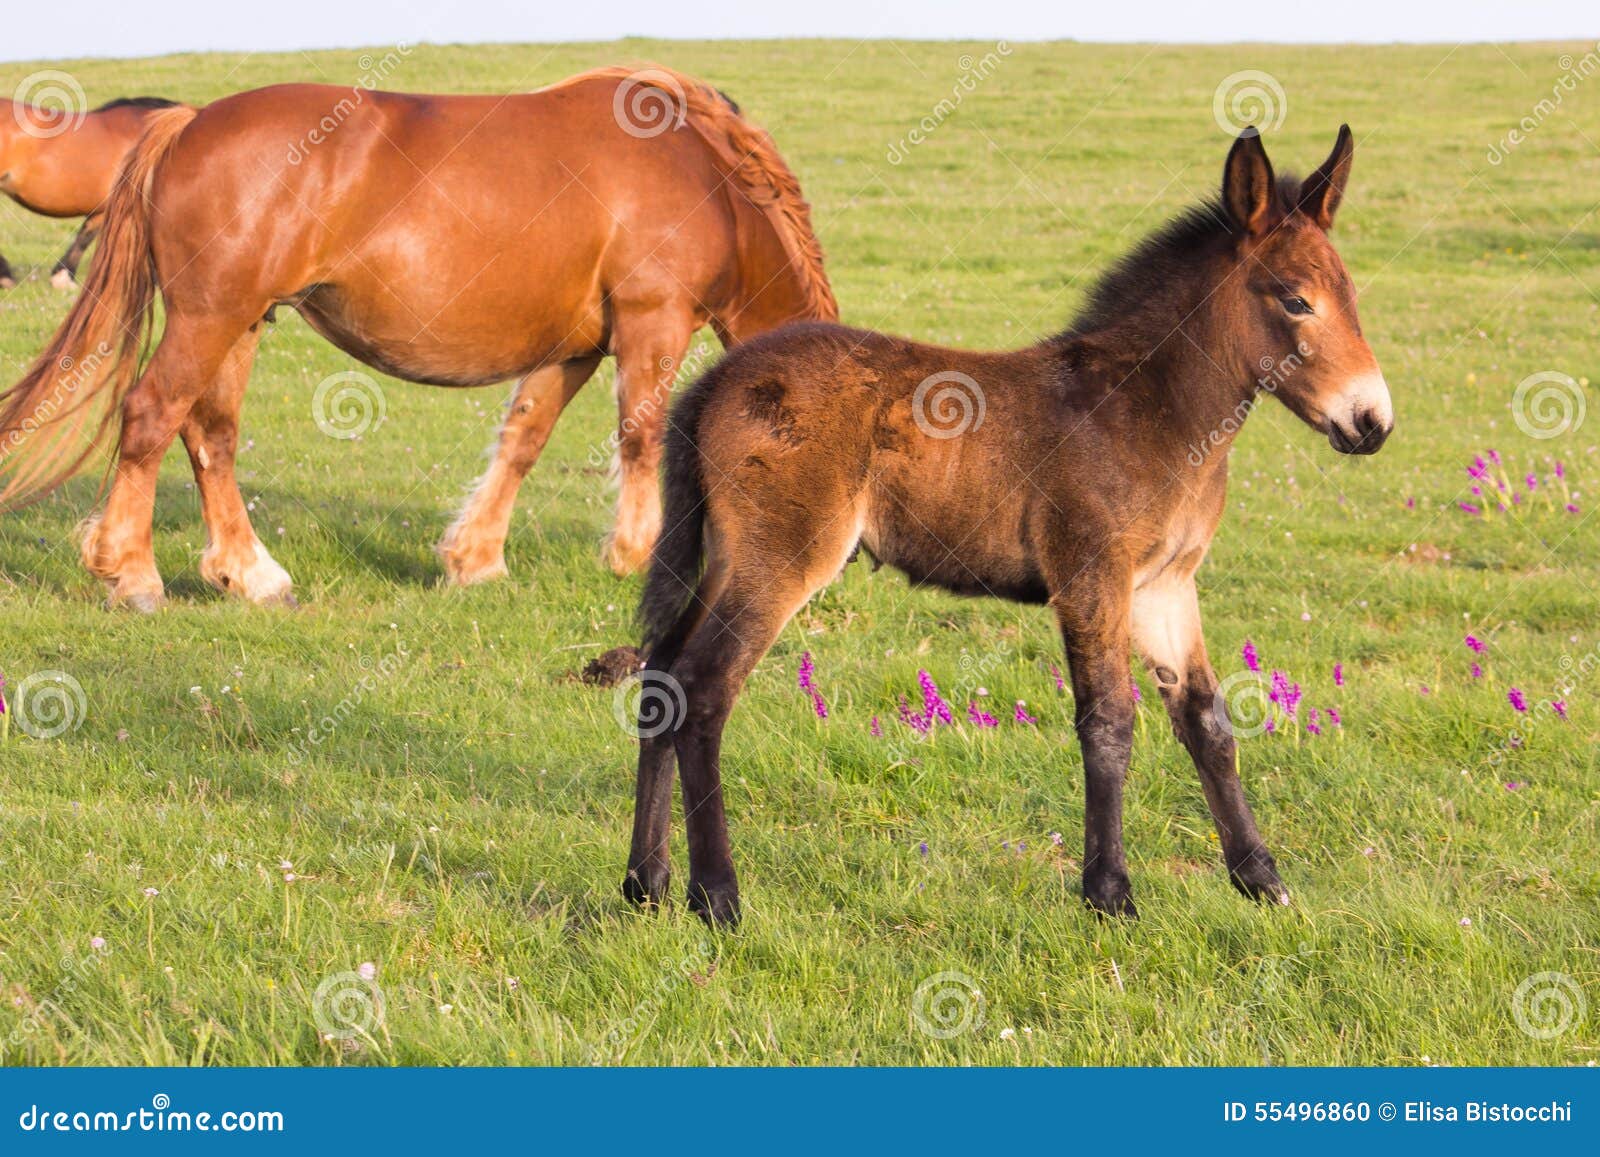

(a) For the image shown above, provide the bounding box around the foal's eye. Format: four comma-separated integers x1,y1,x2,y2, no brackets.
1281,295,1313,317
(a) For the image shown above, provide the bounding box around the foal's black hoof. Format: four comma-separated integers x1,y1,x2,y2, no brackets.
1083,878,1139,920
1228,850,1290,906
686,880,741,929
622,866,670,909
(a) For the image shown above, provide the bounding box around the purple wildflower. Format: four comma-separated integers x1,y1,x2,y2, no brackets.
1507,687,1528,713
898,695,930,735
966,701,998,728
1129,680,1142,703
1459,502,1482,515
1268,669,1289,706
1013,701,1037,725
1283,682,1303,720
869,716,882,737
1464,635,1487,654
1488,448,1502,466
1306,708,1322,737
1327,707,1342,728
1552,701,1568,721
1470,662,1483,680
1566,502,1580,514
918,840,929,858
1467,456,1488,480
1264,716,1276,734
918,670,953,726
1049,831,1063,847
797,652,815,693
1526,473,1538,491
1504,781,1525,792
1333,662,1344,687
1242,640,1260,673
1555,460,1566,479
1051,664,1067,693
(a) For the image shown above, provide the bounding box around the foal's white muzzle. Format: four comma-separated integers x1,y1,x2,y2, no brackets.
1327,372,1394,455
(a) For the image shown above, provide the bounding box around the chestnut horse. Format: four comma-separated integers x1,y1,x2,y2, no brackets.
0,96,182,289
0,67,835,608
624,126,1393,926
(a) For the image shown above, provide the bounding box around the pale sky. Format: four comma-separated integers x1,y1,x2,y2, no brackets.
1,0,1595,62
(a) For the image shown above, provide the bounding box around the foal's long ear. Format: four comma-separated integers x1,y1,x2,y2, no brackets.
1223,127,1275,236
1298,124,1354,230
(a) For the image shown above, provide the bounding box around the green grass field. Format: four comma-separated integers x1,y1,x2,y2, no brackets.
1,39,1597,1066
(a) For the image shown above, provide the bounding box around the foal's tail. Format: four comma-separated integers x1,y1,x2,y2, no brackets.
638,375,719,661
0,104,197,511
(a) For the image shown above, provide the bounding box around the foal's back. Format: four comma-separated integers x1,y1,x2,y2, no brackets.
688,322,1138,601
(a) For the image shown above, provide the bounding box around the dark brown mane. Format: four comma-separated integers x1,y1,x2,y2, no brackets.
94,96,181,112
1056,174,1305,346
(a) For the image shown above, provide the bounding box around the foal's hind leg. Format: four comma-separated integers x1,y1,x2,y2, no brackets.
1133,576,1287,905
623,558,730,907
604,314,694,575
81,315,252,610
50,211,103,289
438,357,600,585
655,529,859,926
179,326,295,605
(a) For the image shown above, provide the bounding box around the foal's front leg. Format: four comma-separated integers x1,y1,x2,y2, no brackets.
1133,577,1287,904
1055,592,1139,918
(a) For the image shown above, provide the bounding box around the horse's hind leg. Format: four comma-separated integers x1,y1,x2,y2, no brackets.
53,211,99,286
82,314,253,610
0,251,15,289
179,325,294,606
50,211,103,289
604,312,695,575
438,356,600,585
1133,576,1287,905
667,527,860,927
623,556,730,908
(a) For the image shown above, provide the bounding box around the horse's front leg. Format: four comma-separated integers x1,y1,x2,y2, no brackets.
1054,577,1139,918
1133,575,1287,905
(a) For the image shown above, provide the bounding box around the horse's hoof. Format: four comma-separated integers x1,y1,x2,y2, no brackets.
622,866,671,909
686,879,741,929
0,276,15,291
440,549,509,587
109,588,165,614
1229,850,1290,906
1083,875,1139,920
49,269,76,291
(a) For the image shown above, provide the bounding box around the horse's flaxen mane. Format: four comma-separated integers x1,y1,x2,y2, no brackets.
1059,175,1306,347
94,96,182,112
580,65,838,322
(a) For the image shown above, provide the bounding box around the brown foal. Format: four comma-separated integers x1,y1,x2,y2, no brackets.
0,96,182,289
625,126,1393,925
0,68,835,608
